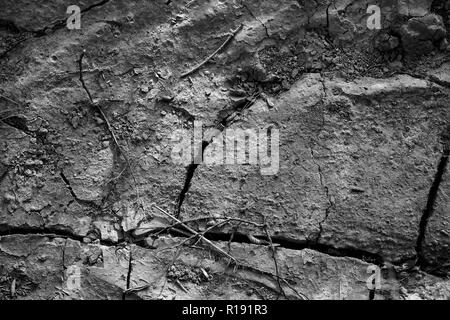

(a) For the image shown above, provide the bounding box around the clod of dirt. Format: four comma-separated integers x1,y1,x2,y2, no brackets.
375,33,400,52
400,14,447,55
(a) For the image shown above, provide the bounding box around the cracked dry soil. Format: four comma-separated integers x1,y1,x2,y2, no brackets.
0,0,449,300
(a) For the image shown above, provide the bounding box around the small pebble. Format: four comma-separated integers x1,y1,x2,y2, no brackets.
160,95,174,102
83,237,92,244
266,98,275,109
3,193,15,202
95,117,104,125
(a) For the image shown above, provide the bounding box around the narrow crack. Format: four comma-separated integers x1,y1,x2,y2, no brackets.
59,171,80,201
0,225,127,247
325,2,333,38
176,162,201,218
0,225,84,242
309,147,333,242
0,223,423,275
202,230,384,265
59,171,100,208
176,95,259,218
0,166,9,184
61,238,68,271
1,116,33,136
139,223,385,266
416,149,449,266
122,249,133,300
78,51,95,104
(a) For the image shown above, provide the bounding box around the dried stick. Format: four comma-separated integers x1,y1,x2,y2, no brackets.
0,94,20,106
153,204,237,263
175,279,189,293
0,108,19,115
0,115,20,122
264,225,287,299
79,50,143,206
156,233,199,254
124,279,151,293
281,278,309,300
148,215,265,237
180,24,243,78
79,51,126,162
157,218,234,254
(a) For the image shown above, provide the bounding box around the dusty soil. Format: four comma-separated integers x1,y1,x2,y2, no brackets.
0,0,449,300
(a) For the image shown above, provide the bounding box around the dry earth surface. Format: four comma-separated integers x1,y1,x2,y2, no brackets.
0,0,449,300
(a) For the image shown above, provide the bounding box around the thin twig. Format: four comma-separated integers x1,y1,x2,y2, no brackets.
153,204,238,263
124,282,151,293
180,24,243,78
174,279,189,293
0,94,21,106
264,225,287,299
156,233,198,254
79,50,143,207
0,115,20,122
281,278,309,300
0,108,19,115
79,51,125,162
156,219,233,254
148,215,265,237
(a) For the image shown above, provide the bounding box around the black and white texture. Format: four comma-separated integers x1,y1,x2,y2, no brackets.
0,0,449,300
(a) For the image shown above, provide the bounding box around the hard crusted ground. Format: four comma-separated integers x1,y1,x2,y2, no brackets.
0,0,449,300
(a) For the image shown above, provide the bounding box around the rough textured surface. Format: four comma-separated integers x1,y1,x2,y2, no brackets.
0,0,449,300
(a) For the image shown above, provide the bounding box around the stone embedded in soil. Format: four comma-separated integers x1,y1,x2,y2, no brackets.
428,62,450,86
